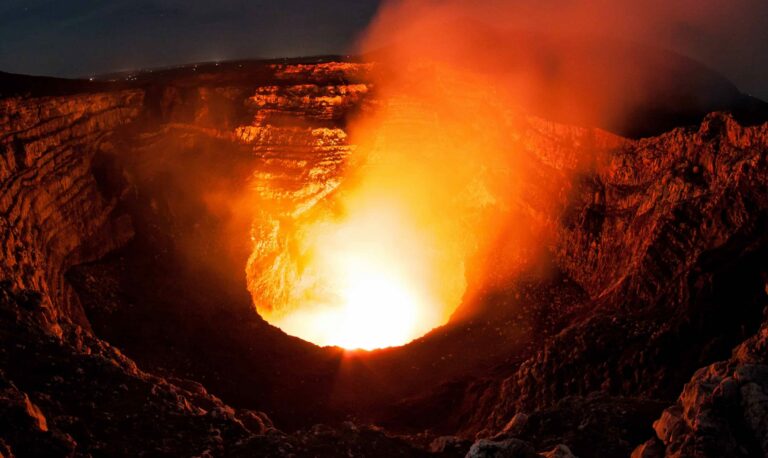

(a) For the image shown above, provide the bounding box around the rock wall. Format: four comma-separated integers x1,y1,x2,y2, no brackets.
456,115,768,455
0,61,371,330
635,316,768,457
0,91,143,329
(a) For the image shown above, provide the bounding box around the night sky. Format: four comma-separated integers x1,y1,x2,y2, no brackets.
0,0,381,76
0,0,766,99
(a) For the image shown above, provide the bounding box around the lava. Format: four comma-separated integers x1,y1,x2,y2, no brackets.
269,202,441,350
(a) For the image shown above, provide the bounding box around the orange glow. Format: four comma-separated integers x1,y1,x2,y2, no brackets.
268,201,451,350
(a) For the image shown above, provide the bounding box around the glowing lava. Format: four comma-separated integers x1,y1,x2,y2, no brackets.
269,200,452,350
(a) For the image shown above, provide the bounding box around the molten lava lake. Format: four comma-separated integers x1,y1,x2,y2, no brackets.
258,202,460,350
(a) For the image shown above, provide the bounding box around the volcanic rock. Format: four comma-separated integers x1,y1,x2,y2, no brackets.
633,318,768,457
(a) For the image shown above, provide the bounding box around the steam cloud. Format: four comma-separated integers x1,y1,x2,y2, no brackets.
359,0,768,100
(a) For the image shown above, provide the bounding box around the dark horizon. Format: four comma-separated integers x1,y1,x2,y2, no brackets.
1,0,767,99
0,0,381,79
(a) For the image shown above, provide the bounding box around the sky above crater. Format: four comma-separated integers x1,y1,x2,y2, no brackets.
0,0,766,99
